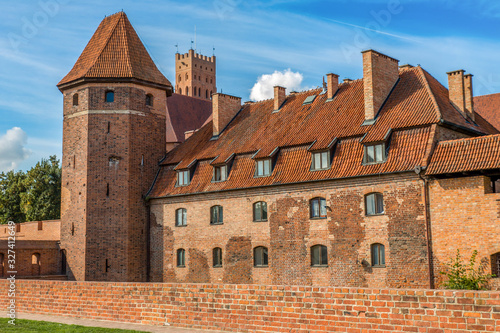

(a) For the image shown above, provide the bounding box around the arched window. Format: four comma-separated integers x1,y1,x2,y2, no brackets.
371,243,385,267
210,205,223,225
177,249,185,267
32,253,41,275
210,91,213,98
105,90,114,103
178,74,181,82
146,94,153,106
72,93,79,106
0,253,4,277
185,73,188,80
311,245,328,266
253,201,268,222
175,208,187,227
365,193,384,215
60,250,67,275
254,246,268,267
179,88,182,95
198,87,201,96
310,197,327,219
193,86,197,96
492,252,500,278
186,87,189,96
213,247,222,267
206,90,209,99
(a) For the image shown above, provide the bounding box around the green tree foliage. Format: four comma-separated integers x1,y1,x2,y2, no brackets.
0,156,61,224
440,249,495,290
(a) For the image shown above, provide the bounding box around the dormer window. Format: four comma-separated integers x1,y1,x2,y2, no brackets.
363,143,386,164
255,159,272,177
177,170,190,186
213,165,227,182
105,91,114,103
311,151,330,171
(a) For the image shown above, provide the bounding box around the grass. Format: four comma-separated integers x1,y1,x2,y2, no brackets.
0,318,147,332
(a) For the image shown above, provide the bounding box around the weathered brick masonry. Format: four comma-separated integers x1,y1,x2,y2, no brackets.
150,173,431,289
1,280,499,332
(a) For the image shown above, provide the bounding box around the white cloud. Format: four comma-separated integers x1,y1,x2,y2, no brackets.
0,127,31,172
250,69,305,101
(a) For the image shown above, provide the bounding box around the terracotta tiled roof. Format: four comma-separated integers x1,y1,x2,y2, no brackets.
166,94,212,144
474,93,500,131
58,12,171,89
426,134,500,175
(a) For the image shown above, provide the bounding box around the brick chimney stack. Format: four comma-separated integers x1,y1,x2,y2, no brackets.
274,86,286,111
326,73,339,100
447,70,475,121
362,50,399,122
464,74,475,121
212,93,242,137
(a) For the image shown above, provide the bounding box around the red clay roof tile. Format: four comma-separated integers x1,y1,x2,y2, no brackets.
58,12,171,89
426,134,500,175
474,93,500,131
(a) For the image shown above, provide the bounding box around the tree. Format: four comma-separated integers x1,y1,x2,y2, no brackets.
0,170,27,223
0,155,61,224
440,249,495,290
20,155,61,222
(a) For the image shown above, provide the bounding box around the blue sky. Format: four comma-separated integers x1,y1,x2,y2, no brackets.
1,0,500,172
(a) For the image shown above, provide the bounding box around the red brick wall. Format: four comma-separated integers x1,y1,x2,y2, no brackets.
212,93,242,136
60,82,167,282
150,173,430,289
0,241,60,277
429,176,500,290
0,280,499,332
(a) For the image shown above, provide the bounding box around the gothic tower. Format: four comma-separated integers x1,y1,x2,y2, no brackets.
57,12,172,281
175,49,216,100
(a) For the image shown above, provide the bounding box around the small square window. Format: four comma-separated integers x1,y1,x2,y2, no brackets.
311,151,330,171
177,170,190,186
105,91,114,103
310,197,327,219
213,165,227,182
363,143,386,164
255,159,271,177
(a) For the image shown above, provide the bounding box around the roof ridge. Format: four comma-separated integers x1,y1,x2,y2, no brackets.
121,15,134,78
417,66,442,122
438,133,500,145
86,13,123,79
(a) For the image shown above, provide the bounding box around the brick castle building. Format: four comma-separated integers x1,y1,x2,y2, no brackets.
1,12,499,290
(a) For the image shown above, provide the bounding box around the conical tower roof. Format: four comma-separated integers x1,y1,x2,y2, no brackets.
58,12,172,92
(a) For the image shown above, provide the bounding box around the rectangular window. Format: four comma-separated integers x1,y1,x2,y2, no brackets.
363,143,386,164
214,165,227,182
311,151,330,171
177,170,190,186
255,159,272,177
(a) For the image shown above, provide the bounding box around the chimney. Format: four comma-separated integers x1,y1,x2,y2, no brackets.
362,50,399,122
274,86,286,111
464,74,475,121
447,70,466,118
212,93,242,137
326,73,339,100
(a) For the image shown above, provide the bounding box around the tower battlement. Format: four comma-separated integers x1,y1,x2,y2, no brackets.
175,49,217,100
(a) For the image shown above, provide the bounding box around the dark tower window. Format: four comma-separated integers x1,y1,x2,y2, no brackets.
32,253,41,275
179,88,182,95
206,90,209,99
193,86,197,96
186,87,189,96
146,94,153,106
177,249,186,267
105,91,114,103
178,74,181,82
198,87,201,96
213,247,222,267
73,93,79,106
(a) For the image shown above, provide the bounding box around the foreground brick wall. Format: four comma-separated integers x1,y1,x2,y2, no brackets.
0,280,499,332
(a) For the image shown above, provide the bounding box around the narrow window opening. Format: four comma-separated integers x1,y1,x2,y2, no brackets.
179,88,182,95
310,197,327,219
105,91,114,103
73,155,76,169
146,94,153,106
71,222,75,236
365,193,384,215
106,183,109,197
107,122,110,134
177,249,185,267
105,259,110,272
371,243,385,267
213,248,222,267
0,253,4,277
175,208,187,226
73,94,79,106
206,90,209,98
491,252,500,278
16,224,20,233
38,221,43,231
254,246,268,267
253,201,268,222
32,253,41,275
311,245,328,266
198,87,201,96
210,205,223,225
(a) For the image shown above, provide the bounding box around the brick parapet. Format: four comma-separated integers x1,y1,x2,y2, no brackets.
0,280,499,332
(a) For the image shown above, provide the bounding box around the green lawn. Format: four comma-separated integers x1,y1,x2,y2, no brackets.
0,318,147,332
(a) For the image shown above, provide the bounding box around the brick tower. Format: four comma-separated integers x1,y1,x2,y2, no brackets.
57,12,172,281
175,49,216,100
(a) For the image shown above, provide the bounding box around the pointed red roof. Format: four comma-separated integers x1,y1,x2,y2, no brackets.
58,12,172,91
